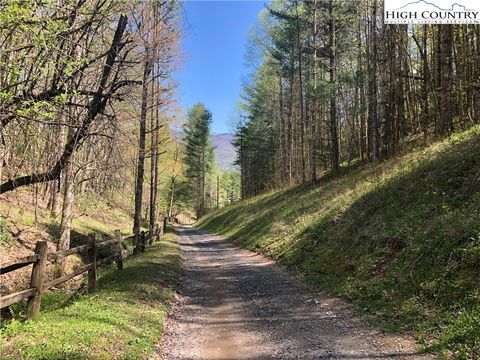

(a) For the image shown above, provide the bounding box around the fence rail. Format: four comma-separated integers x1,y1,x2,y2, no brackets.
0,218,168,318
1,255,39,274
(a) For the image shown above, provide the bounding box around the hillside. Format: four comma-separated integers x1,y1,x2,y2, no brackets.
0,191,134,294
212,133,236,171
198,125,480,358
169,129,236,171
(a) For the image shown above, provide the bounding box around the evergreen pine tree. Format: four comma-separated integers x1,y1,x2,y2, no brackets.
183,103,215,218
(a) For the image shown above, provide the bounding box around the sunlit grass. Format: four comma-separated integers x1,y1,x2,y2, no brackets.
198,125,480,358
0,230,181,360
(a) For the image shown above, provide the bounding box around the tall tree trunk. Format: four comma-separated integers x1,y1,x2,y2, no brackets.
278,74,287,184
80,145,93,195
48,124,65,217
438,25,454,135
368,0,379,161
329,0,339,171
57,147,75,276
311,0,318,183
216,174,219,210
475,27,480,120
379,19,390,159
148,63,157,240
168,177,175,219
288,55,294,184
133,56,152,242
295,1,306,183
358,16,367,162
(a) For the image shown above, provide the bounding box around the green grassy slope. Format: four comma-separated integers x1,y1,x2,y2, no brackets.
0,230,181,360
198,125,480,358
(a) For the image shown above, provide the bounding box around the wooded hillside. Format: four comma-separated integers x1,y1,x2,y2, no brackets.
236,0,480,197
0,0,184,274
200,125,480,357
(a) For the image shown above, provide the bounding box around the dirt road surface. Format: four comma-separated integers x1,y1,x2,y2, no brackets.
153,225,432,360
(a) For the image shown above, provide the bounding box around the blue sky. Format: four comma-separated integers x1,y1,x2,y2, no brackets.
176,1,267,134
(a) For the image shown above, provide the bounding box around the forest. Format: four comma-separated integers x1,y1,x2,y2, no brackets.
1,0,480,359
0,0,238,273
236,0,480,197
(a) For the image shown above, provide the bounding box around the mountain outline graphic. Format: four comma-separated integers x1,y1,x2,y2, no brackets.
392,0,476,11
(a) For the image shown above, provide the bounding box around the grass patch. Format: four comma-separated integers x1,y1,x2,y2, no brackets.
198,125,480,359
0,230,181,360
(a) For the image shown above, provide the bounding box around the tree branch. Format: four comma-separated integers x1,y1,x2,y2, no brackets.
0,15,129,194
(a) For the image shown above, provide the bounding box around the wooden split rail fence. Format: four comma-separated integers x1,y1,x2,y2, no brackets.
0,219,167,318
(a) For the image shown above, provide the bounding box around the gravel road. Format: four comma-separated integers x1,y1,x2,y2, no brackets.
152,225,432,360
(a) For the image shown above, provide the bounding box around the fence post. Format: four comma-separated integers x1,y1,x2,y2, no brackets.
87,234,97,291
114,229,123,270
26,240,48,317
140,231,146,252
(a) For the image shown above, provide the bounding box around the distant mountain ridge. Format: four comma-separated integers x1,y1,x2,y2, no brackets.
212,133,236,171
170,127,236,171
